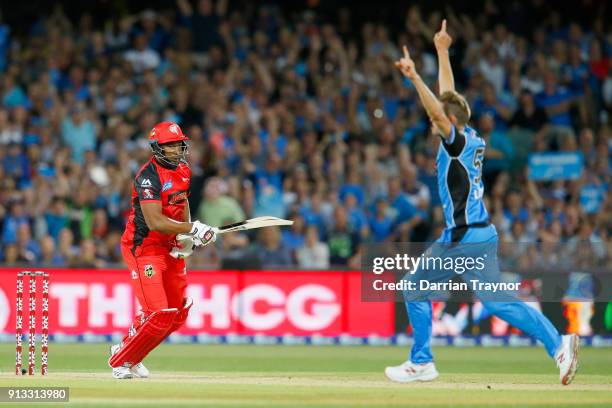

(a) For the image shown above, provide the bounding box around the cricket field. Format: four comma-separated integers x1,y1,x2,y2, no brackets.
0,344,611,407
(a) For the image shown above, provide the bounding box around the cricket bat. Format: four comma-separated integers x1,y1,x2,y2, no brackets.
177,216,293,241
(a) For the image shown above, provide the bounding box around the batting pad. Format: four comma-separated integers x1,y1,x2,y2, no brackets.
108,308,178,368
167,297,193,334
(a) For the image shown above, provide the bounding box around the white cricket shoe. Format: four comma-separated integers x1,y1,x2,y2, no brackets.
555,334,579,385
110,344,150,379
130,362,150,378
112,366,133,379
385,361,439,383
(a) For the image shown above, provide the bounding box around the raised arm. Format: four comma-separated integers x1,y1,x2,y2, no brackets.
433,19,455,94
395,46,452,138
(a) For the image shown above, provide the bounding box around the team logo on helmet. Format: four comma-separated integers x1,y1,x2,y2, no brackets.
169,124,180,135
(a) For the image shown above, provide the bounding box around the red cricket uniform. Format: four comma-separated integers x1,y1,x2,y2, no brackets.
121,156,191,313
109,121,195,370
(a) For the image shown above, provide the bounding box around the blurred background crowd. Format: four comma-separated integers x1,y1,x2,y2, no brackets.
0,0,610,270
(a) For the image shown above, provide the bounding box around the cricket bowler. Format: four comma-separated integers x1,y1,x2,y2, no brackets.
385,21,579,385
108,121,216,379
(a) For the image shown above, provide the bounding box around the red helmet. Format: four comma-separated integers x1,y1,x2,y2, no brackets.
148,122,190,166
148,122,188,145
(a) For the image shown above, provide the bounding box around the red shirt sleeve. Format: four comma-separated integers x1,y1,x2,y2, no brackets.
135,162,162,202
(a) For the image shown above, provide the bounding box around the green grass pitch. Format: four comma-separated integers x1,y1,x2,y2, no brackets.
0,344,611,407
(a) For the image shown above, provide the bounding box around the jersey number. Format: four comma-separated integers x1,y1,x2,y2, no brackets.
473,147,485,185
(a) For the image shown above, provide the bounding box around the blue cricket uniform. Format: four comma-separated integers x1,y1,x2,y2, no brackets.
404,124,561,364
436,125,488,240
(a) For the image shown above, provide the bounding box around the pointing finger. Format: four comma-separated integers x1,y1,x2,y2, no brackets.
441,19,447,32
403,45,409,59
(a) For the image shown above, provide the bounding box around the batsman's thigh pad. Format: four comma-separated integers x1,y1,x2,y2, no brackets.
108,308,178,368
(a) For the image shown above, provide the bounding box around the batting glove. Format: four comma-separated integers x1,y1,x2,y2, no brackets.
190,220,217,247
169,234,197,259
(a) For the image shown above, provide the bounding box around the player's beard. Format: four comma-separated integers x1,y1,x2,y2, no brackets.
158,142,189,167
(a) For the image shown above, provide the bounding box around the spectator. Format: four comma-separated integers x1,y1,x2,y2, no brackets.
281,213,305,252
15,223,40,262
299,193,327,236
2,74,29,108
479,114,515,179
2,199,28,245
61,104,97,164
254,226,293,268
386,176,423,241
566,219,607,265
510,90,548,132
369,198,394,242
67,186,94,243
124,34,161,73
3,244,18,265
478,49,506,95
39,235,66,266
403,165,430,210
327,206,360,267
57,228,76,262
92,208,109,240
44,197,68,241
561,46,590,95
535,70,573,128
102,230,123,264
70,238,105,268
3,143,29,186
473,82,512,129
218,227,252,269
344,193,369,238
197,177,245,227
253,183,285,218
339,170,366,206
0,109,22,145
296,225,330,269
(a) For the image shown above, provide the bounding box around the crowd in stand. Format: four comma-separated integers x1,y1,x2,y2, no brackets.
0,0,610,270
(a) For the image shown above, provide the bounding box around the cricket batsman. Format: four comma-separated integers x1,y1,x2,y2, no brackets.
109,121,216,379
385,21,579,385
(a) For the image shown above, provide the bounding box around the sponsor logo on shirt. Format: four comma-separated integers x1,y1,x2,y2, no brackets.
162,180,173,192
141,178,152,187
143,189,154,199
168,190,189,204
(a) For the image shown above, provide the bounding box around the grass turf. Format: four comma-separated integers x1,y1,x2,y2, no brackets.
0,344,610,407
